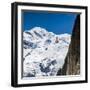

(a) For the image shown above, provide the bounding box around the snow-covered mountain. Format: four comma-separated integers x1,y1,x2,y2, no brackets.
23,27,71,77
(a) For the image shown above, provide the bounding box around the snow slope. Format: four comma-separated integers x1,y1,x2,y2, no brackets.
23,27,71,77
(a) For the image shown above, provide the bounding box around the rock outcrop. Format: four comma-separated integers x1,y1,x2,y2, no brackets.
57,15,80,75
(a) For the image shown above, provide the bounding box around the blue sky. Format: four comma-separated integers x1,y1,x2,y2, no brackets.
22,11,78,34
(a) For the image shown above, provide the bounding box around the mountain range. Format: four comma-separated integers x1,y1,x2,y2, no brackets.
23,27,71,77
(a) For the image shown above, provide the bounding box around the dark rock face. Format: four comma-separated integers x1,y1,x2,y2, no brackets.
57,15,80,75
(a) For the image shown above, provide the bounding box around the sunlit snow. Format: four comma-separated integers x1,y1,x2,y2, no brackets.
23,27,71,77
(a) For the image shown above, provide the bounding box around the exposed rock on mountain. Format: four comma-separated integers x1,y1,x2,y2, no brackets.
23,27,71,77
57,15,80,75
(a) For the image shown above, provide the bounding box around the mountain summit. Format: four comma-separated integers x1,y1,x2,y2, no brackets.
23,27,71,77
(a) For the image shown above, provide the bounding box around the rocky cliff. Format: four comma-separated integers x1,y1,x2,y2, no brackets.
57,15,80,75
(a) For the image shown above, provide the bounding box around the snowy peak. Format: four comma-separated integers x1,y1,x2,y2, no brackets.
29,27,48,33
24,27,70,42
24,27,49,39
23,27,71,50
23,27,71,77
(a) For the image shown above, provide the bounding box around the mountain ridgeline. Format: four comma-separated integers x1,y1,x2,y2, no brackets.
57,15,80,75
23,27,71,77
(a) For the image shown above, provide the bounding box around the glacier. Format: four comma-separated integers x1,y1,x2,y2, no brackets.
23,27,71,77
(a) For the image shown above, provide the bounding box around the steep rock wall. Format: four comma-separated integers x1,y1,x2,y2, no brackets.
57,15,80,75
